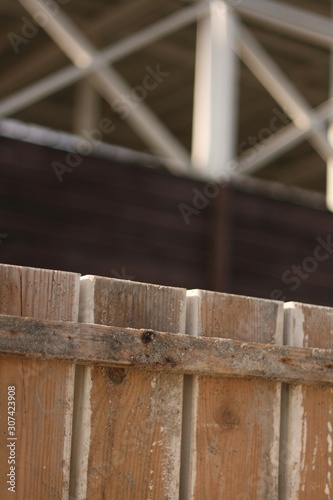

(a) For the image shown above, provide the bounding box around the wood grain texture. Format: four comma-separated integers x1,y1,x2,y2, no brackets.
70,276,186,500
182,290,283,500
1,314,333,384
280,302,333,499
0,264,79,500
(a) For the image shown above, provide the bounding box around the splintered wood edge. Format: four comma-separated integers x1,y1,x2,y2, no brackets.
0,314,332,385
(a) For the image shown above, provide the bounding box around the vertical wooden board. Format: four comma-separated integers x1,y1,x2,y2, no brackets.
182,290,283,500
280,302,333,499
0,264,79,500
70,276,186,500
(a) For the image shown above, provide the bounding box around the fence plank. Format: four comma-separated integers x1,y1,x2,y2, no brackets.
70,276,186,500
1,314,333,384
280,302,333,499
181,290,283,499
0,264,79,500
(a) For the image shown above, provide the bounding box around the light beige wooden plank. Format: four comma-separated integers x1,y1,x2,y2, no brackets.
181,290,283,500
70,276,186,500
0,264,79,500
280,302,333,499
1,314,333,384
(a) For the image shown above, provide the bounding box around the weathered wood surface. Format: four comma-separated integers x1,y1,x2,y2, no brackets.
0,314,333,384
0,265,79,500
1,264,333,499
181,290,284,500
280,302,333,499
70,276,186,500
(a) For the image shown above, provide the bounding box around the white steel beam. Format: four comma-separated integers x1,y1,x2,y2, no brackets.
0,63,84,117
227,0,333,48
89,66,193,173
100,2,208,69
73,82,100,136
326,1,333,211
237,25,333,163
237,98,333,175
0,2,208,117
19,0,93,69
191,1,239,179
18,0,193,172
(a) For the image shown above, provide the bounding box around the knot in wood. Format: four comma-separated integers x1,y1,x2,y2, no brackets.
141,330,156,344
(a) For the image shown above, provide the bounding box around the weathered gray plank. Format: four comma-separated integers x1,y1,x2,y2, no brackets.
181,290,283,500
0,265,79,500
0,314,332,384
280,302,333,499
70,276,186,500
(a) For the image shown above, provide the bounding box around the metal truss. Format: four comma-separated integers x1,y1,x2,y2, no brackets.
1,0,333,204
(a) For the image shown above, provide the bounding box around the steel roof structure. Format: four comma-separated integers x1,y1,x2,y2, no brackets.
1,0,333,204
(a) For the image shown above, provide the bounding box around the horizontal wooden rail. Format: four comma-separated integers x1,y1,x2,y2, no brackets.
0,314,332,385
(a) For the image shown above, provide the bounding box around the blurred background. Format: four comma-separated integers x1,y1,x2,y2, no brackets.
1,0,333,306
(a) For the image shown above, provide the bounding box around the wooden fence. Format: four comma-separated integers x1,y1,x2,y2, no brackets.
0,263,332,499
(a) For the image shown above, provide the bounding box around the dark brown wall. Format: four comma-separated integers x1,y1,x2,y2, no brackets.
0,137,210,290
229,189,333,307
0,137,332,307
